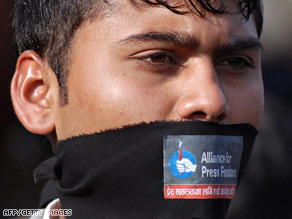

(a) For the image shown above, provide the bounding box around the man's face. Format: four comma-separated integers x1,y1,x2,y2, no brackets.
53,1,264,140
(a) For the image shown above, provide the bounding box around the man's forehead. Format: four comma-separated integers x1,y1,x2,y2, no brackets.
125,0,240,14
79,0,259,46
108,0,255,31
70,1,260,65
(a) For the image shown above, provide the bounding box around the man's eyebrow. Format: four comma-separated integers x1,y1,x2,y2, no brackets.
118,31,199,48
117,32,263,53
216,37,263,54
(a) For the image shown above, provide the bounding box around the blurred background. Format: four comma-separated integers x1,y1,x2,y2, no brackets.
1,0,292,218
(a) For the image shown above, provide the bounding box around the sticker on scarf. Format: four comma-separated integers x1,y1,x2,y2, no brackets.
163,135,243,199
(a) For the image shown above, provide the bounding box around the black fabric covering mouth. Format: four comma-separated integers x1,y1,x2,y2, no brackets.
35,120,258,219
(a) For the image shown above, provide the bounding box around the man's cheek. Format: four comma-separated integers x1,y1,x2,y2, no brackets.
237,94,263,128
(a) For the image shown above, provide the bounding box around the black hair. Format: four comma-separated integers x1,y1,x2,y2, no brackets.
13,0,263,106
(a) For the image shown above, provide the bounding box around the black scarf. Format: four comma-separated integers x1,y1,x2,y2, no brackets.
35,120,258,219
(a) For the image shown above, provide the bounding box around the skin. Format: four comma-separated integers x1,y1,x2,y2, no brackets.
11,0,264,142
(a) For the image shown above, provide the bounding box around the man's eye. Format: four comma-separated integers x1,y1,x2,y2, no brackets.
131,50,180,73
143,52,176,65
217,57,253,68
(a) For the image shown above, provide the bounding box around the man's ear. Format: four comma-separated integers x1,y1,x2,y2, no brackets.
11,50,56,135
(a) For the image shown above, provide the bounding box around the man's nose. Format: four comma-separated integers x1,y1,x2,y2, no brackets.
175,59,229,122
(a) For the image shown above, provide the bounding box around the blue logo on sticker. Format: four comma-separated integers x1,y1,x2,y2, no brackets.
168,140,197,179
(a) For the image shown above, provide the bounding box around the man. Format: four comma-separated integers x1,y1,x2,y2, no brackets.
11,0,263,218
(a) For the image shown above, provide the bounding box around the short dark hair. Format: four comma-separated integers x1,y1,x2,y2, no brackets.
13,0,263,106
